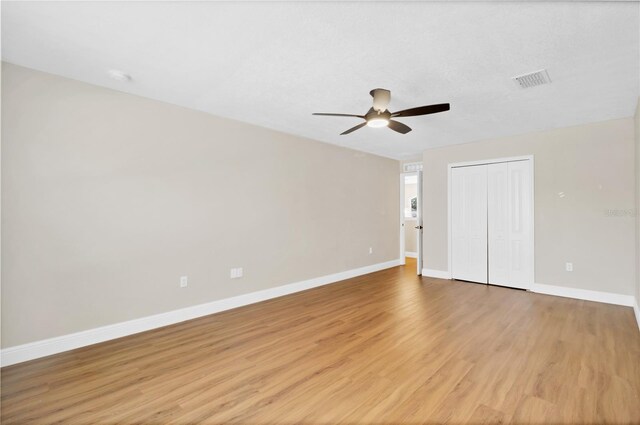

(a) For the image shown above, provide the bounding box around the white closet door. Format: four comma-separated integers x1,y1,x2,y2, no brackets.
506,160,533,288
488,160,533,289
451,165,488,283
488,163,509,285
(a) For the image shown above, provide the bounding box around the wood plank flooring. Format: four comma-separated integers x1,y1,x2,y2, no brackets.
2,258,640,424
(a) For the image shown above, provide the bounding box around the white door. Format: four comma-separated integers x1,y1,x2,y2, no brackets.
451,165,488,283
507,160,533,288
488,162,509,285
488,160,533,289
416,170,423,275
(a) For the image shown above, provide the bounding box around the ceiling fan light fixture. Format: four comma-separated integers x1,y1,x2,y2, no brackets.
312,89,449,135
367,117,389,128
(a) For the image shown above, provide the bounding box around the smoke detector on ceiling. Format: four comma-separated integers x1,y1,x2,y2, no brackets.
512,69,551,89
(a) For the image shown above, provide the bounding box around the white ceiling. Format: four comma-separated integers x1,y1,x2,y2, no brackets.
2,1,639,159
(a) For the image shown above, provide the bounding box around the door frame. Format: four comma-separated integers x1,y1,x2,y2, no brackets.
447,155,535,284
399,172,419,266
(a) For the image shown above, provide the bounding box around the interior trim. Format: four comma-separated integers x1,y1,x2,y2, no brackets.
421,268,451,279
531,282,636,307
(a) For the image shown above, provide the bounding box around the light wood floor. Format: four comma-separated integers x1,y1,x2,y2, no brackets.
2,258,640,424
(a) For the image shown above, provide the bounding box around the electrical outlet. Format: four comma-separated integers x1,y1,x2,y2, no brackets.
230,268,243,279
180,276,188,288
369,247,373,254
565,262,573,272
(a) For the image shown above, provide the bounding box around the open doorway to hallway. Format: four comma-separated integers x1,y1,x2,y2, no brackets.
403,173,418,260
400,170,423,275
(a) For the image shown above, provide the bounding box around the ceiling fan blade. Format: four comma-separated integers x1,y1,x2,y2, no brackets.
313,113,365,118
388,120,412,134
341,122,367,135
391,103,450,118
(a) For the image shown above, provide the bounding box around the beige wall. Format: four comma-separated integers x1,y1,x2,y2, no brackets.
404,222,417,253
1,63,400,347
404,182,417,253
423,118,636,295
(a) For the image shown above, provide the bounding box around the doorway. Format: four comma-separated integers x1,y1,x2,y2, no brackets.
400,171,423,275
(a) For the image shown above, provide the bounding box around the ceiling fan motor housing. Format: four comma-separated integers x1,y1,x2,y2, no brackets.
370,88,391,112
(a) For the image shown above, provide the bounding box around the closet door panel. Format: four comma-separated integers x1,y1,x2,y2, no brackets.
451,168,469,279
451,165,488,283
488,162,509,285
507,160,533,288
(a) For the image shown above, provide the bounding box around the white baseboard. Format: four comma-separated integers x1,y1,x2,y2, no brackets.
531,283,635,307
405,251,417,258
634,300,640,332
421,268,450,279
1,259,402,367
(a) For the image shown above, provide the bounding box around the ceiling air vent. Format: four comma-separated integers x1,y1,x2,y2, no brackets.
512,69,551,89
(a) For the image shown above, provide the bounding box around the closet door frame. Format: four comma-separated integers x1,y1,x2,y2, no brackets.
447,155,535,287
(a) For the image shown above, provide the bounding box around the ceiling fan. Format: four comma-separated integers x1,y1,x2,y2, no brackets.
313,89,450,135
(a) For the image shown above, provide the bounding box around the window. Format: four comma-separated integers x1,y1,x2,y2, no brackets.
404,174,418,219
